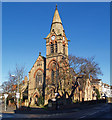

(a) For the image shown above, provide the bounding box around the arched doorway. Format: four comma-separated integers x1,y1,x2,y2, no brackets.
33,90,40,106
35,95,38,106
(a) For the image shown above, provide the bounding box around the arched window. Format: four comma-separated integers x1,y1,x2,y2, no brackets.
35,70,42,88
63,45,65,54
55,42,57,53
50,62,59,85
51,42,54,53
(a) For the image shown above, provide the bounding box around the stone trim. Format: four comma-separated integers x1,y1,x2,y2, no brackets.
47,58,60,69
33,68,44,78
46,54,67,58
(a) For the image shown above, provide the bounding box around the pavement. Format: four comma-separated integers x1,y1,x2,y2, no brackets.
2,104,16,114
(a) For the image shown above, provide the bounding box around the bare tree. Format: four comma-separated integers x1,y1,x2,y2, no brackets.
1,64,26,94
56,55,103,101
68,55,103,99
1,81,10,94
68,55,103,79
58,57,70,90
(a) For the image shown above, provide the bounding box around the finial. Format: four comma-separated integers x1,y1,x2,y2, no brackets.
39,52,41,56
56,4,57,9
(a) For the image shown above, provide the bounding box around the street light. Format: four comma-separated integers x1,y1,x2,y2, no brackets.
11,75,20,108
4,93,8,111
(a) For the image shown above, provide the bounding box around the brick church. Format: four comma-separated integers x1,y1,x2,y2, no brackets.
28,5,69,105
21,5,102,106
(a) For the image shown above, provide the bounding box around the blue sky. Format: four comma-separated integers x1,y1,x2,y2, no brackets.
2,2,110,85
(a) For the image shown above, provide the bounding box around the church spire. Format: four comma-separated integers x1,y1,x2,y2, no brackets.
49,4,64,36
52,4,62,24
45,5,66,39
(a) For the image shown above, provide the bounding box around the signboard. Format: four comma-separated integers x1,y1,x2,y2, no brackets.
4,94,8,99
16,93,20,98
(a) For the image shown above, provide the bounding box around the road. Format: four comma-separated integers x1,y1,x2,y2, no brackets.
79,103,112,119
1,103,112,120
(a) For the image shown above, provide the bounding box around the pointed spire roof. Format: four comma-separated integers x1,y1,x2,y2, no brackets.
46,4,66,39
52,4,62,24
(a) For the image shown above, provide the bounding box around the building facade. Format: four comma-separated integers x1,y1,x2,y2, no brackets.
20,5,103,106
28,5,69,105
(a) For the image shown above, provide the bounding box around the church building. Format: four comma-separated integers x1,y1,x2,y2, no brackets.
19,5,103,106
28,5,69,105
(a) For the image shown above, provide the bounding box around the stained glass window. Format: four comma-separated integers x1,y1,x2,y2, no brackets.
35,70,42,88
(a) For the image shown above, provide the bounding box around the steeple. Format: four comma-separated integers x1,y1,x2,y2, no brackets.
45,4,68,50
49,4,64,37
52,4,62,24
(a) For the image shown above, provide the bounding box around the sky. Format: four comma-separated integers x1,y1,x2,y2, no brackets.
2,2,110,85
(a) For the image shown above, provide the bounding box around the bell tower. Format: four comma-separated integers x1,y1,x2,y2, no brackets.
44,5,69,101
45,5,68,57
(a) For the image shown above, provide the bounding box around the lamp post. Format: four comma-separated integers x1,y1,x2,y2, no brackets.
4,94,8,111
